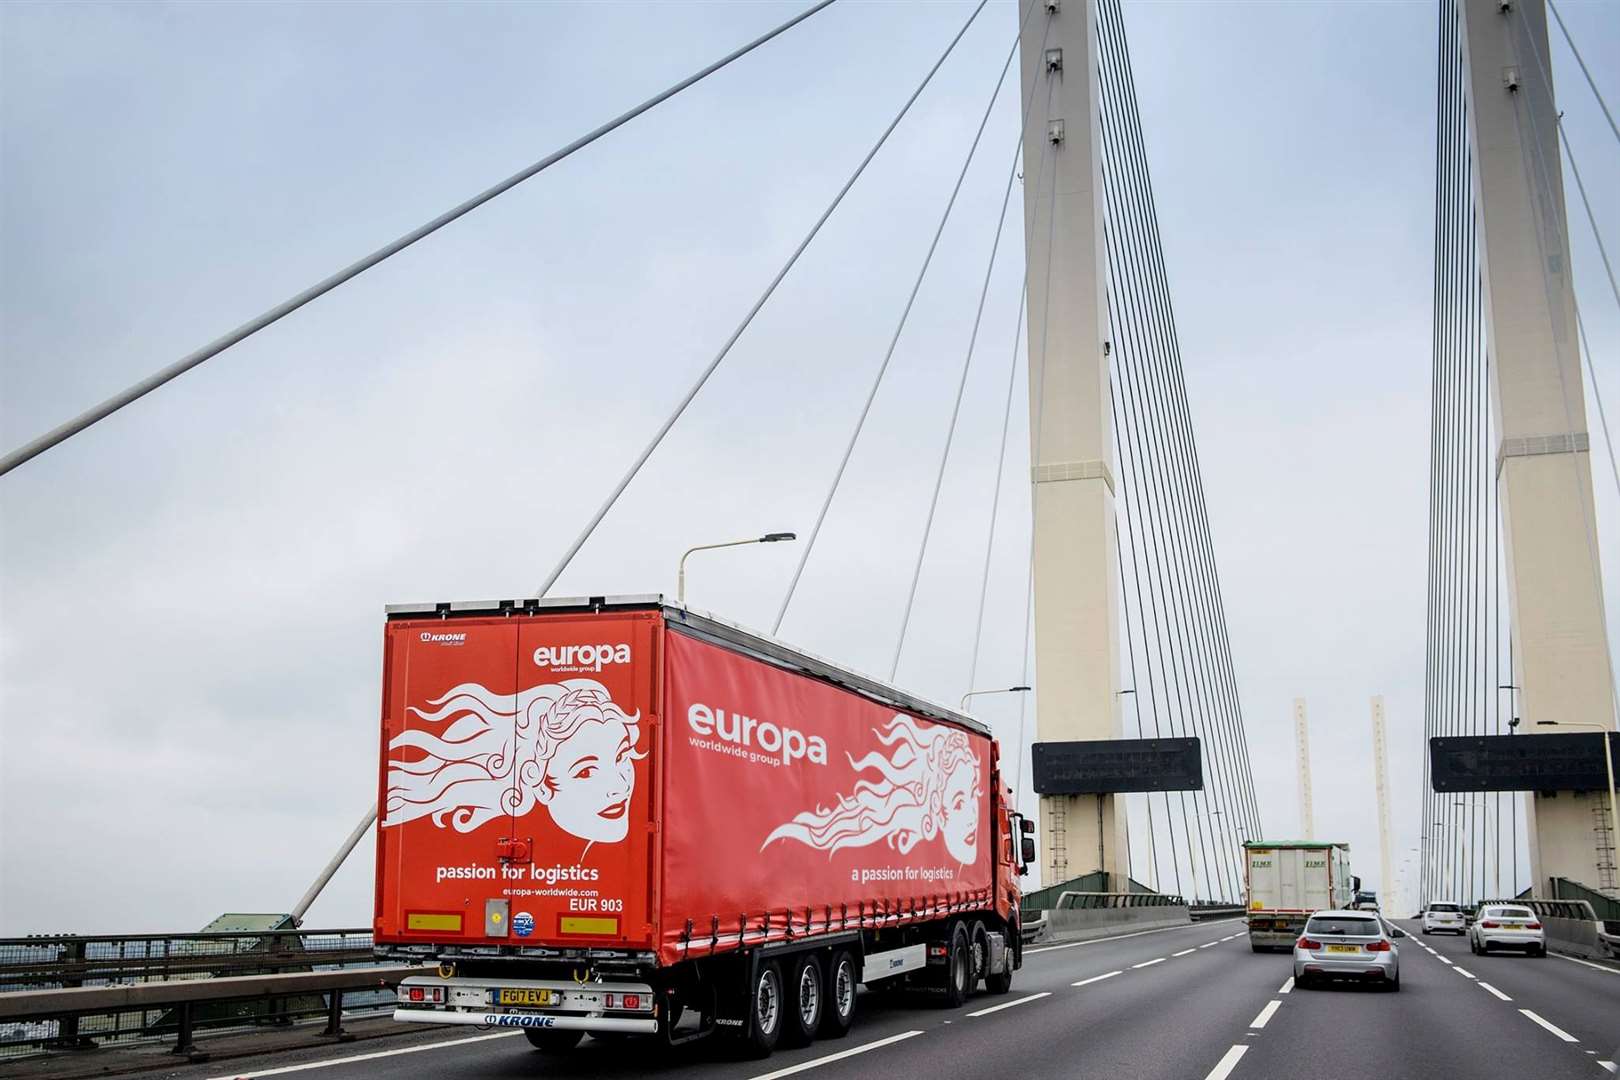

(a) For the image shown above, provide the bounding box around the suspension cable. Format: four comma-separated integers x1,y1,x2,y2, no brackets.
0,0,839,480
535,0,985,597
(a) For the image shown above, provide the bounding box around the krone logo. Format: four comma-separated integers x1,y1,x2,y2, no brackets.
533,643,632,673
420,631,467,645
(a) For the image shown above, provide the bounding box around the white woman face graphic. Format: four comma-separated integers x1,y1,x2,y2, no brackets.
537,717,638,843
941,757,979,865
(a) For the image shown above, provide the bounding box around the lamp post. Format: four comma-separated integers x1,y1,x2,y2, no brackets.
1535,720,1619,881
959,685,1032,712
676,532,796,606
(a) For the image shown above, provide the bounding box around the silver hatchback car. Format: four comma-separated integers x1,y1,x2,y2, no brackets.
1293,910,1400,991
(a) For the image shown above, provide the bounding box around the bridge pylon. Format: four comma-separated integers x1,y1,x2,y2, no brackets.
1459,0,1617,895
1018,0,1129,889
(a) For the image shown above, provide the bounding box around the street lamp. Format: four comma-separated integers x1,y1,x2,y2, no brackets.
677,532,796,605
1535,720,1619,871
959,685,1031,711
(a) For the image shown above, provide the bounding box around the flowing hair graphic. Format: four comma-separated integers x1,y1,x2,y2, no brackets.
384,678,644,836
763,714,982,864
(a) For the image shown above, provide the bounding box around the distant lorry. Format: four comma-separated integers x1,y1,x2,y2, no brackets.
1243,841,1357,951
373,596,1033,1058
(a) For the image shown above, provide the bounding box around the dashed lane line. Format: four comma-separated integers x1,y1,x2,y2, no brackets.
1453,966,1476,979
1132,958,1166,969
1478,981,1512,1002
204,1032,522,1079
1198,941,1220,949
1073,970,1123,987
1203,1045,1248,1080
1436,955,1454,965
1173,948,1196,957
1025,919,1241,956
1597,1059,1615,1073
1249,1000,1281,1030
1520,1009,1579,1043
747,1030,925,1080
1278,977,1294,994
966,992,1051,1018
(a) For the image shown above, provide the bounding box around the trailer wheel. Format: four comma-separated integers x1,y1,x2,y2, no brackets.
983,926,1014,995
779,953,824,1048
819,951,857,1039
523,1028,583,1053
941,923,971,1009
741,958,785,1058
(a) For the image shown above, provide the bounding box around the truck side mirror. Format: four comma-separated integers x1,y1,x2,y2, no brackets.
1019,817,1035,836
1020,836,1037,866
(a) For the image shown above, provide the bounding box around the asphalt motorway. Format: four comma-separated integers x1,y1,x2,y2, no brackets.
161,917,1619,1080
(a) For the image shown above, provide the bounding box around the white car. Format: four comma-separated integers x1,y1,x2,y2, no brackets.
1422,901,1466,935
1469,904,1546,957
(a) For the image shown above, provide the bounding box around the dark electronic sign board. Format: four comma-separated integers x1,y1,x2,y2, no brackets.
1429,732,1618,792
1032,738,1203,795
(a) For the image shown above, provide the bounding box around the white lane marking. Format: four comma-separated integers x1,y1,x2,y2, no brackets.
1477,981,1512,1002
1554,953,1620,976
747,1030,925,1080
1278,976,1294,994
1597,1059,1616,1073
966,992,1050,1018
1249,1000,1282,1029
1025,919,1242,956
1436,956,1453,965
1199,941,1220,949
1519,1009,1579,1043
1073,970,1123,987
1453,966,1476,979
1203,1044,1248,1080
204,1032,521,1078
1132,957,1166,969
1173,948,1196,957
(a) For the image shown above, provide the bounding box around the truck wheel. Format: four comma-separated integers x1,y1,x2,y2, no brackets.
819,950,857,1039
983,927,1014,995
741,959,785,1058
941,923,971,1009
969,922,991,989
781,954,823,1048
523,1028,583,1052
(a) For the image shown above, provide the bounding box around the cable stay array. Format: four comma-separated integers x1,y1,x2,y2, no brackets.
1093,0,1262,904
1418,0,1620,909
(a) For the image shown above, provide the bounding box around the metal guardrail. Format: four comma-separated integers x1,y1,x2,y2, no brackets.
0,929,396,1061
1188,904,1245,921
1045,891,1188,911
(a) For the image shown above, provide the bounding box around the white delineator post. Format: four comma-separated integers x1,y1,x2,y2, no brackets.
1294,699,1314,840
1371,696,1394,904
1018,0,1127,889
1460,0,1617,893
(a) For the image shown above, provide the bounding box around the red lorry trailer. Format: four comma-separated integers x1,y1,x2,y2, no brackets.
375,596,1032,1057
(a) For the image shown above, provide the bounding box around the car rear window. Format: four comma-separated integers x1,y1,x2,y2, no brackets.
1305,916,1381,937
1484,906,1533,919
1429,903,1461,913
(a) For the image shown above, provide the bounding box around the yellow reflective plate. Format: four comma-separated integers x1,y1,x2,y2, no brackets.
1324,944,1360,954
1500,922,1525,928
497,988,553,1006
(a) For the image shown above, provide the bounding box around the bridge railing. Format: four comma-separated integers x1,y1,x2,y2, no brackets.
0,928,393,1061
1048,891,1188,911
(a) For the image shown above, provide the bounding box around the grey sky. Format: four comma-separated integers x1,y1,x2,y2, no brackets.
2,0,1616,931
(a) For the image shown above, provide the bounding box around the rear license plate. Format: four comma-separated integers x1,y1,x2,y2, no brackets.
1325,944,1360,954
1501,922,1525,929
497,989,553,1006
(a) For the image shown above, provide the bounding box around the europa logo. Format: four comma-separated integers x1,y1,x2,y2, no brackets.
533,643,631,672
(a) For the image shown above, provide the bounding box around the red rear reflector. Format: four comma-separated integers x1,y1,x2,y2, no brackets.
409,988,424,1001
929,945,947,956
624,994,641,1010
604,993,615,1009
1297,937,1322,950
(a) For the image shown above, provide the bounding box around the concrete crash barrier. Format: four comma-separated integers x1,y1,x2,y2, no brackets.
1022,893,1192,944
1515,899,1615,962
